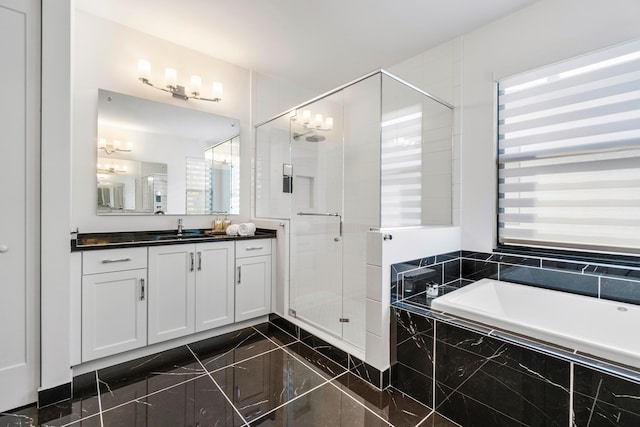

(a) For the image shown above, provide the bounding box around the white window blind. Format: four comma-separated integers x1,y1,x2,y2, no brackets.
497,39,640,255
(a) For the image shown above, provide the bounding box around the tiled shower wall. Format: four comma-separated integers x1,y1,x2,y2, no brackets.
392,250,640,308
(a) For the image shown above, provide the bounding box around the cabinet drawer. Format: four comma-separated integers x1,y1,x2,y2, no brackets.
83,247,147,275
236,239,272,258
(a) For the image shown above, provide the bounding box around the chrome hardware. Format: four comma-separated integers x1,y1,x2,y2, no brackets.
289,308,297,318
190,252,194,272
339,318,350,323
0,244,8,253
245,246,263,251
101,258,131,264
198,252,202,271
140,279,145,301
297,212,343,237
383,234,393,241
177,218,183,237
237,266,241,284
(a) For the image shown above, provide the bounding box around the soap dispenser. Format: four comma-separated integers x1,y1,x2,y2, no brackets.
213,214,223,232
426,282,440,298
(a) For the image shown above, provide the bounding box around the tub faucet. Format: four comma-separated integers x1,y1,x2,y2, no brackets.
177,218,183,236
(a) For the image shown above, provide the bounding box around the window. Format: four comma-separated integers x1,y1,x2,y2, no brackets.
497,39,640,256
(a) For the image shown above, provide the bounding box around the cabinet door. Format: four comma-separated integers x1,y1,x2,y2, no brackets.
235,255,272,322
148,245,195,344
195,241,235,332
82,269,147,361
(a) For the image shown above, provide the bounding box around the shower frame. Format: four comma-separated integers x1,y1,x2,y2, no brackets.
254,69,454,358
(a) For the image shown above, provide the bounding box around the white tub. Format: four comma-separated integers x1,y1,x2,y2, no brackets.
430,278,640,369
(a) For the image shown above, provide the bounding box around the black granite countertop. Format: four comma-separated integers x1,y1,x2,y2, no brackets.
71,228,276,251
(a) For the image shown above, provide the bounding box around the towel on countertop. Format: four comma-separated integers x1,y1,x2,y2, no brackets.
226,224,239,236
238,223,256,236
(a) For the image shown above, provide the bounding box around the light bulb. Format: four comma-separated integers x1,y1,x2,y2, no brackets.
314,114,323,128
165,68,177,87
138,59,151,79
212,82,223,100
325,117,334,130
302,110,311,124
190,75,202,93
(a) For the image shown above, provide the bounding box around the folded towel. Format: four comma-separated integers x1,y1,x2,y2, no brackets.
238,222,256,236
226,224,239,236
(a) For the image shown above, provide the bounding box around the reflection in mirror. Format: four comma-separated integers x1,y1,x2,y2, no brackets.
96,89,240,215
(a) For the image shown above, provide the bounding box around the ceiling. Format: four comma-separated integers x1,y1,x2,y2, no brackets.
75,0,539,92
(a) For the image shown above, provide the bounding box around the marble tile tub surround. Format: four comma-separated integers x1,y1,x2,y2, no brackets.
3,319,451,427
392,250,640,308
392,307,640,427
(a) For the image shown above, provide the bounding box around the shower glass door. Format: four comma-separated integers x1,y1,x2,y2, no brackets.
289,92,345,339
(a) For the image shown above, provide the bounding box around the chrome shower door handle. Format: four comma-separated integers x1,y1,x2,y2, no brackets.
296,212,343,237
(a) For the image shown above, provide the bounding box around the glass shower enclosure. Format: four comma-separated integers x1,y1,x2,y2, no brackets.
255,71,453,351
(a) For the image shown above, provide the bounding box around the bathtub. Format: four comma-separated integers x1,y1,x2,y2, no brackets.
430,278,640,369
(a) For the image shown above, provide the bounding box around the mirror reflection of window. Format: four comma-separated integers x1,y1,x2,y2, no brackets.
96,89,240,215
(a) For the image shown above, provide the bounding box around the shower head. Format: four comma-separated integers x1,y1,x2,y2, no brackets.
293,131,325,142
305,134,325,142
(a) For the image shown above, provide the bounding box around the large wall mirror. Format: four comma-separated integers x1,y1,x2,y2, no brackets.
96,89,240,215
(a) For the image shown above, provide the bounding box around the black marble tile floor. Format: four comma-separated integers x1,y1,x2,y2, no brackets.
0,320,460,427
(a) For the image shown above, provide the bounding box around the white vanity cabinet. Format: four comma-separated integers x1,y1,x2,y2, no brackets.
81,247,148,362
235,240,272,322
147,241,235,345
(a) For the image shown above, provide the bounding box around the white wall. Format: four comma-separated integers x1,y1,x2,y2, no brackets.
458,0,640,252
41,0,73,392
72,11,252,232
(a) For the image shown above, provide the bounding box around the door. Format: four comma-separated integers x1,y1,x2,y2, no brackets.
82,269,147,361
148,245,196,344
195,241,235,332
289,93,345,338
0,0,40,412
235,255,272,322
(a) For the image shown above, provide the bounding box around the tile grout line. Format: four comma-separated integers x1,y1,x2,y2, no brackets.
323,375,398,427
94,371,104,427
415,410,436,427
186,344,249,426
94,372,212,417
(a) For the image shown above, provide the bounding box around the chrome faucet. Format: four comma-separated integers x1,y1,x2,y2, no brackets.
177,218,183,236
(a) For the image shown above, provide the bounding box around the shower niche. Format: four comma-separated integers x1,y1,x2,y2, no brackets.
255,71,453,352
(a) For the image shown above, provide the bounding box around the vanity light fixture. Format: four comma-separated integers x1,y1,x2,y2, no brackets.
291,109,334,131
138,59,223,102
98,138,132,155
97,162,128,174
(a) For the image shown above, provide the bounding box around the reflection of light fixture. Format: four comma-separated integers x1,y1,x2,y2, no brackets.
291,109,334,130
99,138,132,154
97,162,128,174
138,59,223,102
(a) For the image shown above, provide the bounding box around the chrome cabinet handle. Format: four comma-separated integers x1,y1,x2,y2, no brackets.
190,253,195,272
140,278,145,301
101,257,131,264
198,252,202,271
244,246,263,251
237,266,241,284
